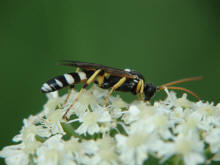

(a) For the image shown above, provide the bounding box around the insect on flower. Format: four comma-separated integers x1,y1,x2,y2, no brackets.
41,60,203,119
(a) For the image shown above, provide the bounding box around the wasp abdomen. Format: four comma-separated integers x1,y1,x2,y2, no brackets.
41,72,87,93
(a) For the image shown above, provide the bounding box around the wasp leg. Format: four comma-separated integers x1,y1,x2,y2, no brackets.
136,79,144,100
96,75,105,87
63,85,75,105
104,77,126,106
137,93,142,100
63,69,102,120
63,68,80,105
140,79,144,100
136,80,142,100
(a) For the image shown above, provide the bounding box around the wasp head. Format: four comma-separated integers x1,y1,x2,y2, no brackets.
144,83,157,101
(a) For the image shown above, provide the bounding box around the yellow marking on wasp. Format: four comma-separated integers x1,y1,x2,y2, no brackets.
104,73,110,79
63,69,102,120
96,75,104,86
136,80,142,94
135,79,144,100
96,73,110,87
104,77,127,106
140,79,144,100
76,67,80,72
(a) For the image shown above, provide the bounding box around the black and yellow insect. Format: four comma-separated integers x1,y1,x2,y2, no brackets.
41,60,202,119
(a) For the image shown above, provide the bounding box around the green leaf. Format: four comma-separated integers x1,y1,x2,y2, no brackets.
109,128,118,137
28,154,37,165
161,155,184,165
35,135,48,143
88,104,93,112
117,123,128,136
143,155,160,165
61,122,103,141
61,122,79,140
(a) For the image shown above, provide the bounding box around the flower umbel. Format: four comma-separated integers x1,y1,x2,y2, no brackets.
0,85,220,165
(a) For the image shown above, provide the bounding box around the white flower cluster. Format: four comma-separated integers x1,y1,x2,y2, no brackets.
1,85,220,165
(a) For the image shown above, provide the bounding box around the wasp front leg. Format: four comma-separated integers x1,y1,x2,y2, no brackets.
104,77,127,106
136,79,144,100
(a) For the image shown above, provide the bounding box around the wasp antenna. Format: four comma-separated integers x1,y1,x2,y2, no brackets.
59,60,77,67
60,60,78,63
160,76,203,87
163,86,201,100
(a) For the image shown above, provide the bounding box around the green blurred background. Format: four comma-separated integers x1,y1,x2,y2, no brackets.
0,0,220,164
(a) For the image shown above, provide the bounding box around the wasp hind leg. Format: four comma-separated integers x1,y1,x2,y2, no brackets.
63,69,102,120
63,67,80,105
104,77,126,107
63,85,75,105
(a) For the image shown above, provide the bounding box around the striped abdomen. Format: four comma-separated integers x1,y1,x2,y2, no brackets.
41,72,87,93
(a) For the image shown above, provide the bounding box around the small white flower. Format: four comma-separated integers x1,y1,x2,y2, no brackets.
122,105,140,124
195,101,220,119
65,87,103,118
173,133,205,165
85,136,119,165
13,118,39,142
122,102,155,124
174,94,193,109
123,104,173,139
76,105,111,135
205,128,220,153
169,107,185,124
91,84,108,99
35,134,76,165
0,135,41,165
78,90,97,105
0,115,51,165
148,111,172,139
175,112,201,135
116,124,157,165
0,144,29,165
42,108,65,135
109,95,128,119
43,91,64,115
151,140,174,162
163,90,178,107
97,136,119,164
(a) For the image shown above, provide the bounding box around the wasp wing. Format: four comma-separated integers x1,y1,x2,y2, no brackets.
60,60,136,78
